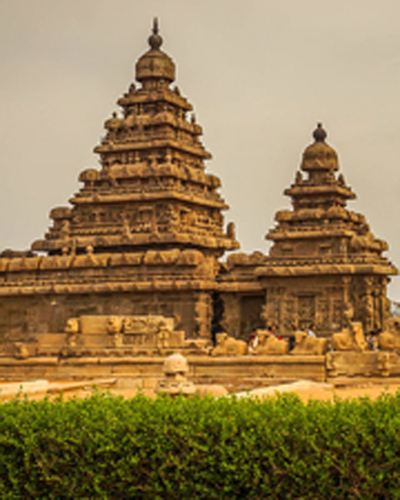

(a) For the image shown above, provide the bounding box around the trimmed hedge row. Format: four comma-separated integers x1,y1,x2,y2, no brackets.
0,391,400,498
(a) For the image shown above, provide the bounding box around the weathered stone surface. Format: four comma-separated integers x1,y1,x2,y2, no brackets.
377,332,400,352
331,322,368,352
326,351,400,378
156,353,195,395
291,331,328,355
253,330,289,355
211,333,248,356
60,314,185,353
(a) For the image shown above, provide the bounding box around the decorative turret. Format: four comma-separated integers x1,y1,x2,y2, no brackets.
283,123,355,213
32,19,239,256
266,124,389,260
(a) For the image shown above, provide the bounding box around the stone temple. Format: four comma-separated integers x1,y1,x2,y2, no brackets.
0,20,397,347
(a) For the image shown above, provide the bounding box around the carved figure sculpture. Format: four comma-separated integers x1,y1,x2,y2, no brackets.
384,315,400,334
253,330,289,355
13,342,30,360
106,316,124,348
331,322,368,352
211,333,248,356
64,317,81,348
106,316,124,334
377,352,391,376
64,318,80,334
156,353,195,395
291,330,328,355
376,332,400,352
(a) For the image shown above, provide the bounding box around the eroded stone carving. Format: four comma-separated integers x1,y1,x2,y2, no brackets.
13,342,30,360
291,331,328,355
211,333,248,356
253,330,289,355
62,314,185,353
156,353,195,395
377,332,400,353
331,322,368,352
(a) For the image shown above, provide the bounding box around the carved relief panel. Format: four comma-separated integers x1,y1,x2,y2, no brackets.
220,293,241,339
297,295,315,331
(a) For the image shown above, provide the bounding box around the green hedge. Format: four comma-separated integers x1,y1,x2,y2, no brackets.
0,391,400,498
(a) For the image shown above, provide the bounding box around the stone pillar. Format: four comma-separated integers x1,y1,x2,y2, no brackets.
220,293,241,338
194,292,212,339
362,277,375,332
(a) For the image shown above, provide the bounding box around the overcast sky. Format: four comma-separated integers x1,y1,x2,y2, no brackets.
1,0,400,298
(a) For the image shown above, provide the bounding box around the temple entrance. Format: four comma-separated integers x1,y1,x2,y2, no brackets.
239,295,264,341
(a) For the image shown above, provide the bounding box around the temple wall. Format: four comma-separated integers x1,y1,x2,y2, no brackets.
0,291,212,340
262,277,346,336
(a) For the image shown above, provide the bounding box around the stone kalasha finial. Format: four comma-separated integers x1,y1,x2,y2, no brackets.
313,122,327,143
148,17,163,50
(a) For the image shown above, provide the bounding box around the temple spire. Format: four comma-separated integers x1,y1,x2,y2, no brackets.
148,17,163,50
313,122,327,143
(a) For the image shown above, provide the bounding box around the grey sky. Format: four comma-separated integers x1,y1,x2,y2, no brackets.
1,0,400,298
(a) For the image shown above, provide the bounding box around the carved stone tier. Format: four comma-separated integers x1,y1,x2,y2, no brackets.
256,261,396,277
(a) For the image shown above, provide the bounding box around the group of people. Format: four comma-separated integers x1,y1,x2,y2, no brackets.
365,328,382,351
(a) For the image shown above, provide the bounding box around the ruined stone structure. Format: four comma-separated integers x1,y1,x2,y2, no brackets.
0,20,397,350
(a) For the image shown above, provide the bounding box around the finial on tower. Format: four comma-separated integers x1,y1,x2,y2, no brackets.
148,17,163,50
313,123,327,143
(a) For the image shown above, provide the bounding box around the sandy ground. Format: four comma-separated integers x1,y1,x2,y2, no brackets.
0,379,399,403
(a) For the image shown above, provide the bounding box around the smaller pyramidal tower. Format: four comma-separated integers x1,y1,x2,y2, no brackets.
33,19,238,257
256,124,397,334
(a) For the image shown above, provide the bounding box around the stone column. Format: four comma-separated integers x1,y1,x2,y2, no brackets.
194,292,212,339
220,293,241,338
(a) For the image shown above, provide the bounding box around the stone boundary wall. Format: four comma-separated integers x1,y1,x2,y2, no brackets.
0,352,398,389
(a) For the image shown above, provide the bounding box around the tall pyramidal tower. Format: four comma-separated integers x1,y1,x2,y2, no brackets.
33,19,238,258
0,20,238,339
